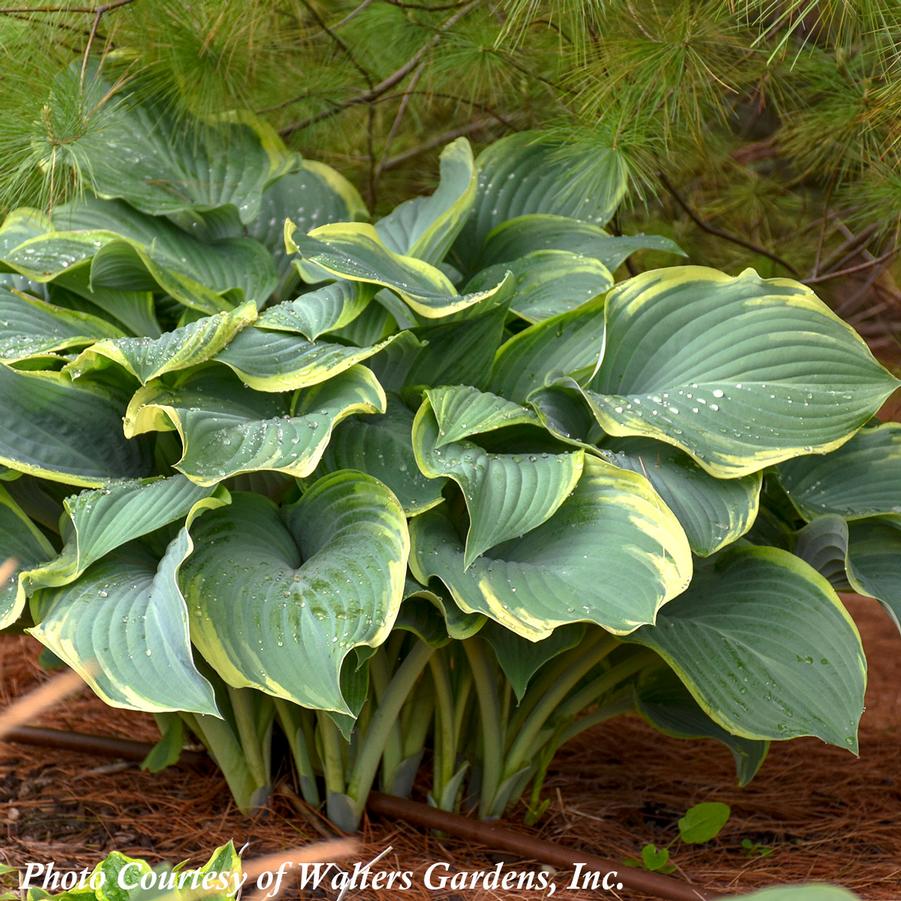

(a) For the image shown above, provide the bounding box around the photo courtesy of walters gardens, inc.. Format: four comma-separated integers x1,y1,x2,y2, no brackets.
0,3,899,901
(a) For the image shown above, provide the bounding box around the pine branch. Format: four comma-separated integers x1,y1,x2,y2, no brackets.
379,117,503,170
279,0,479,136
80,0,135,87
804,247,899,285
658,172,800,277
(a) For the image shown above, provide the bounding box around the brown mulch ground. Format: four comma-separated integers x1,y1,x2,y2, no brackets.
0,597,899,901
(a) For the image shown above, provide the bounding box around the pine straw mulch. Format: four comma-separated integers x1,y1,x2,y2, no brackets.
0,596,899,901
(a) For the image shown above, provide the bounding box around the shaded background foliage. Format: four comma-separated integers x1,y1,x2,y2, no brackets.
0,0,898,352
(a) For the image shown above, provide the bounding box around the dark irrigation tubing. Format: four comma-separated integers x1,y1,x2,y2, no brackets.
368,791,716,901
4,725,209,766
2,727,718,901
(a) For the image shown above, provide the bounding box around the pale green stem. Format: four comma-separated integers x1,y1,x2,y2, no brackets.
345,640,435,825
504,633,618,778
462,637,504,819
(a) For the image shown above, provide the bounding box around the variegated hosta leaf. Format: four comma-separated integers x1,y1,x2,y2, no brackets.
527,379,601,451
409,455,692,639
402,577,484,641
795,515,901,631
793,516,852,590
125,365,385,485
413,396,584,567
0,200,277,314
251,160,368,299
477,213,684,272
73,81,293,223
181,473,409,714
67,302,257,383
482,622,585,701
779,423,901,519
288,221,512,319
427,384,542,445
583,267,900,478
603,437,762,556
21,475,217,595
331,297,396,347
56,278,161,338
0,271,45,296
453,132,628,265
29,506,223,715
626,546,866,750
396,306,509,391
0,366,149,487
312,394,445,515
488,298,606,403
634,666,768,787
0,287,123,363
0,213,160,338
466,249,612,323
0,485,55,629
376,137,477,264
215,325,395,392
257,281,374,340
846,517,901,630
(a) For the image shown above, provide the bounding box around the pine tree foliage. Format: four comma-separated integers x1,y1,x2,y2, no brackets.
0,0,898,349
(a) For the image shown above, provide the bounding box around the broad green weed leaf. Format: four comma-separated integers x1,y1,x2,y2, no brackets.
677,801,731,844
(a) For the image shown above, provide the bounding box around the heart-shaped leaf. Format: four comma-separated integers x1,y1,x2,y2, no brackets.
290,221,511,319
477,213,683,272
413,395,583,566
0,366,149,487
257,281,374,341
181,472,409,713
67,302,257,383
0,287,123,363
215,326,395,392
0,199,277,314
488,298,606,403
467,249,613,323
376,137,477,264
312,394,445,515
0,485,55,628
453,132,628,264
635,666,768,786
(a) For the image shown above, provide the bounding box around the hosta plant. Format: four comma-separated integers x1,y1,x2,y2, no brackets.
1,79,899,833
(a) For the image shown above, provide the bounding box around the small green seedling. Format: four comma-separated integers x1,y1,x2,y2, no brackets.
741,838,775,858
627,802,731,873
0,864,18,901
